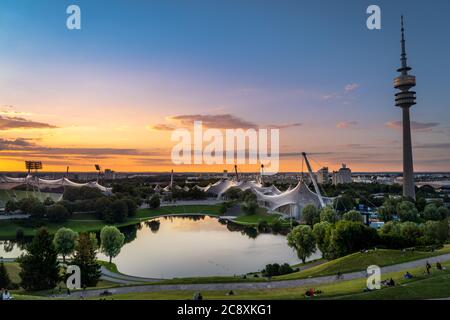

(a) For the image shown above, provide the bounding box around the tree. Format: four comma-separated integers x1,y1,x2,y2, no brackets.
124,198,138,217
0,261,12,289
400,221,423,245
47,204,70,222
94,197,112,220
53,228,78,262
327,221,378,259
312,221,332,258
423,220,449,245
17,197,39,214
287,225,317,263
320,206,339,223
437,207,449,220
397,200,419,222
5,200,18,213
72,233,101,287
223,187,242,200
105,200,128,223
43,197,55,206
380,221,402,236
334,195,355,213
301,204,320,226
30,201,47,218
148,194,161,209
242,198,258,215
342,210,364,223
422,204,441,221
18,228,60,291
378,197,400,222
100,226,125,263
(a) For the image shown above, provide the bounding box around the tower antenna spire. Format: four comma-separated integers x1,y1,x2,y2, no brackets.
399,15,410,75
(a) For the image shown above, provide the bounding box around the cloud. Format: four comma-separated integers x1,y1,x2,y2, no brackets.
267,122,302,129
169,114,257,129
344,83,359,92
0,138,37,150
0,115,57,130
385,120,440,132
150,114,301,131
336,121,358,129
147,124,177,131
414,143,450,149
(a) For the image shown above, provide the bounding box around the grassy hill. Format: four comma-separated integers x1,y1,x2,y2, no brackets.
276,246,450,280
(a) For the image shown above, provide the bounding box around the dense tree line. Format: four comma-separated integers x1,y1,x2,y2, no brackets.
289,203,449,263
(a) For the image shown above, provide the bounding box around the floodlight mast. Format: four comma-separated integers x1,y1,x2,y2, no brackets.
94,164,102,182
260,164,264,184
301,152,325,208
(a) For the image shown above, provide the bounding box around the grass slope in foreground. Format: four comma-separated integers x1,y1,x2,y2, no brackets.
85,261,450,300
275,245,450,281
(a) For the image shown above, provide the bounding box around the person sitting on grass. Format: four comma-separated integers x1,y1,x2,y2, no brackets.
436,262,443,271
2,289,12,300
404,271,413,279
304,288,314,297
388,278,395,286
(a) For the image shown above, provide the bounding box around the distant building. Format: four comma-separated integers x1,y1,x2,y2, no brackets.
104,169,115,180
332,164,352,185
317,167,329,184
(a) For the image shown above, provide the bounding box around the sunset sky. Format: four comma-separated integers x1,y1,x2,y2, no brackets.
1,0,449,173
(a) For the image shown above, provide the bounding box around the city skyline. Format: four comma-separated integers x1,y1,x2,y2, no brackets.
1,0,450,172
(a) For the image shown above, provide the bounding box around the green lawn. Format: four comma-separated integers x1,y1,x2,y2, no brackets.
275,245,450,280
4,262,21,284
86,261,450,300
0,204,222,239
233,208,289,226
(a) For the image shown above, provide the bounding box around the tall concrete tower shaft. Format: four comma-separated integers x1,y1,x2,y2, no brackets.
394,16,416,200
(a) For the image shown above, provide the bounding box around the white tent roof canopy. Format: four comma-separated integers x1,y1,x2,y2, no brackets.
0,175,112,194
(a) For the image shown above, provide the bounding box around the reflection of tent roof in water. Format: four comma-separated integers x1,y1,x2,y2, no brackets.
0,175,112,194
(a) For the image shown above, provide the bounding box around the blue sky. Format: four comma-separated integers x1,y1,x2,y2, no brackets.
0,0,449,172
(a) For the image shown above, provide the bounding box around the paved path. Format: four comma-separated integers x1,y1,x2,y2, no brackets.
100,266,161,284
57,253,450,299
0,214,30,220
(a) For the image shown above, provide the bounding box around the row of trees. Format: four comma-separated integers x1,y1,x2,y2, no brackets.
17,225,125,291
379,198,449,223
5,197,72,222
288,204,450,263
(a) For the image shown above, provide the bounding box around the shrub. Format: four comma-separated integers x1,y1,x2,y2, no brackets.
301,204,320,226
397,201,419,222
123,198,138,217
320,206,339,223
342,210,364,223
47,204,70,222
148,194,161,209
105,199,128,223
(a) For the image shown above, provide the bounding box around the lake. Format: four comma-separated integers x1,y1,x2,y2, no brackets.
0,215,321,278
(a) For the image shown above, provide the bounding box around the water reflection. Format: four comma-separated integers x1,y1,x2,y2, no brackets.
98,216,312,278
1,216,320,278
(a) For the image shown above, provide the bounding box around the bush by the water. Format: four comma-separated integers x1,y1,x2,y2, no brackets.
262,263,295,277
